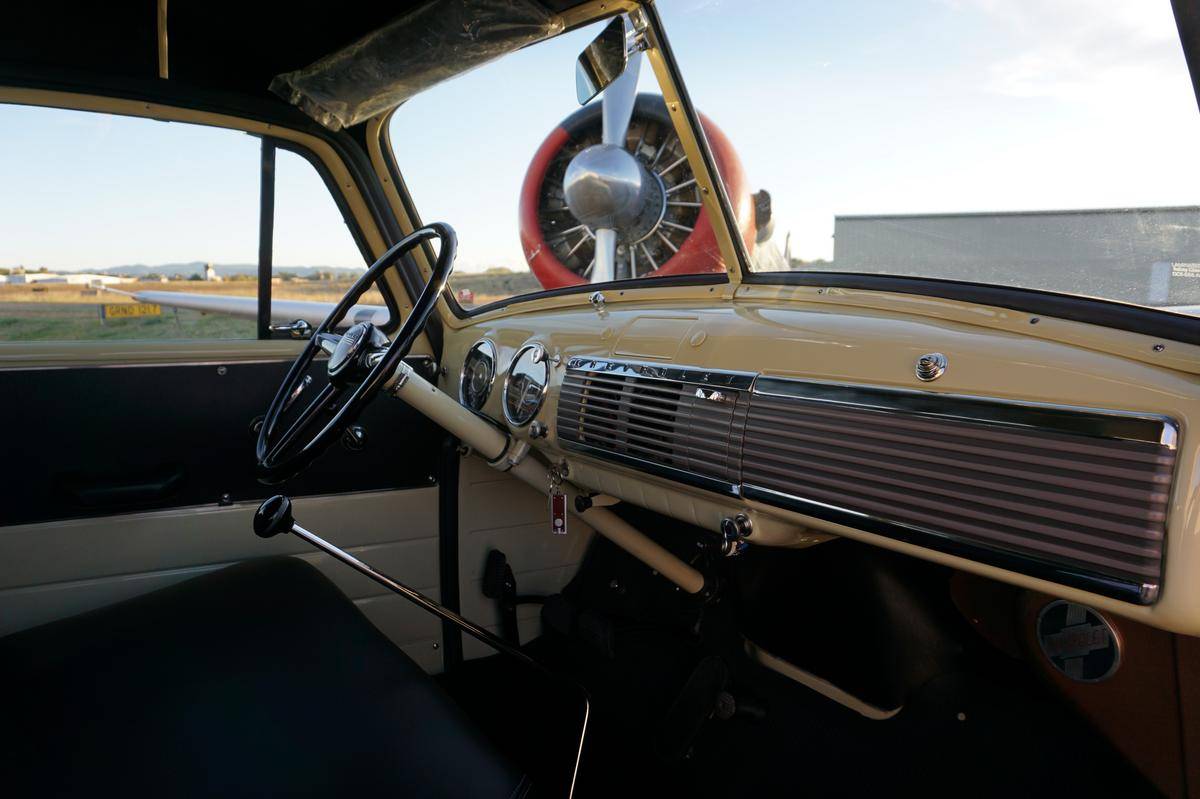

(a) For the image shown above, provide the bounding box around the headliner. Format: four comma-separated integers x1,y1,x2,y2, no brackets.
0,0,592,125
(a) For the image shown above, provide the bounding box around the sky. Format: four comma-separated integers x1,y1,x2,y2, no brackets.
1,0,1197,273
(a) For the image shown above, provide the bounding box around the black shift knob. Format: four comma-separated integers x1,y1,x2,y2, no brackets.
253,495,294,539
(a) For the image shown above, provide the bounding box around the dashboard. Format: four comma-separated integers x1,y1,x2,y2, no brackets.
440,292,1200,635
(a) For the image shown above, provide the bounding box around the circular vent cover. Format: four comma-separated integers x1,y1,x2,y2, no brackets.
1036,600,1121,682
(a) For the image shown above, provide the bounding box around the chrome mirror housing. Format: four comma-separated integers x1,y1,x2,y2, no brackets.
574,16,628,105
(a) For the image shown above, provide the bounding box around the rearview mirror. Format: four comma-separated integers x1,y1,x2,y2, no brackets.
575,17,628,105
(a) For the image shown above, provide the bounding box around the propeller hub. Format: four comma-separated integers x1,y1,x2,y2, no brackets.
563,143,659,234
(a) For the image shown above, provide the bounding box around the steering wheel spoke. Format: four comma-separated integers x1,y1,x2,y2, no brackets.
265,382,342,464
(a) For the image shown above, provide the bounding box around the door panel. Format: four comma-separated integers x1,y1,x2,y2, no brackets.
0,344,448,659
0,489,437,636
1,356,440,526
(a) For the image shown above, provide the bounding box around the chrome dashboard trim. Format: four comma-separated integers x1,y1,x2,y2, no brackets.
743,375,1177,606
459,338,498,411
503,343,550,427
751,376,1178,448
565,356,756,390
557,356,751,496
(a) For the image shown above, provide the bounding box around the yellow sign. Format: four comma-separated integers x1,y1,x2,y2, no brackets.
102,302,161,319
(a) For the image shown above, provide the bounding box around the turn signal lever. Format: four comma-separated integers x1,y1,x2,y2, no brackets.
252,495,536,668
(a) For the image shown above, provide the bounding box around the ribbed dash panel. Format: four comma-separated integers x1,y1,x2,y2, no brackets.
741,393,1175,585
558,368,743,485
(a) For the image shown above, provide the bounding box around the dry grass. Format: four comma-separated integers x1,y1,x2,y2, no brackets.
0,302,256,340
0,279,383,341
0,280,386,307
0,270,542,338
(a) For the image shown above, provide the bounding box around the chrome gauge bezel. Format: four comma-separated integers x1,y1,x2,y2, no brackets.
459,338,498,411
502,343,550,427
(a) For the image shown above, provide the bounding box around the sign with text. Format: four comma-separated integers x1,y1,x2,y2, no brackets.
102,302,161,319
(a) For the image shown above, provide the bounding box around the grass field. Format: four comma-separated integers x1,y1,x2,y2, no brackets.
0,282,366,341
0,301,257,340
0,271,544,340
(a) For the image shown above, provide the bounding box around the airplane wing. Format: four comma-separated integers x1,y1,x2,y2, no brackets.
105,288,389,328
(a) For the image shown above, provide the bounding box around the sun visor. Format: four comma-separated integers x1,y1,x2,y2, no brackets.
269,0,564,131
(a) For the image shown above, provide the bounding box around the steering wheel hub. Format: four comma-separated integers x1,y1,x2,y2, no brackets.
328,322,368,374
327,321,388,384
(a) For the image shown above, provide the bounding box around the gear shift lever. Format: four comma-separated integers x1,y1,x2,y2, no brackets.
253,494,536,668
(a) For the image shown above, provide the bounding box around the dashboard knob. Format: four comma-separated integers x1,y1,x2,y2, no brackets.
916,352,947,382
720,513,753,556
529,420,548,439
721,513,753,540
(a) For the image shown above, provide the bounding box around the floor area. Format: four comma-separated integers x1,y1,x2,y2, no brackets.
441,516,1158,798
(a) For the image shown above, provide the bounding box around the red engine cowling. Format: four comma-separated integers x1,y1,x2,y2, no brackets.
519,94,756,289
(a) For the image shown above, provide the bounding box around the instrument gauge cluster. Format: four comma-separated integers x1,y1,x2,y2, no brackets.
459,339,498,411
503,343,550,427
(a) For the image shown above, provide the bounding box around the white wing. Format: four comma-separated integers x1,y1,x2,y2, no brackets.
106,288,389,327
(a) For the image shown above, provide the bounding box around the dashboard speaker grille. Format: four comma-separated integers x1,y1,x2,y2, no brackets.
742,378,1177,600
557,359,748,492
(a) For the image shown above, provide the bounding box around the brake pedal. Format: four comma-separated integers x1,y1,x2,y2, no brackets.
482,549,547,646
482,550,520,644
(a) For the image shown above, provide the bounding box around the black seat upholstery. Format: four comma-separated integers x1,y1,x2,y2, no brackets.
0,557,529,798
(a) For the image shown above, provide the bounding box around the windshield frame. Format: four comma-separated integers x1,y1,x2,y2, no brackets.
742,268,1200,345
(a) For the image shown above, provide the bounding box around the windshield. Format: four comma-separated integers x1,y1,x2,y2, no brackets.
388,16,738,311
657,0,1200,314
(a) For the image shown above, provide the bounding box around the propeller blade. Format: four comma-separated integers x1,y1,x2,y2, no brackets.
592,228,617,283
587,29,640,284
601,47,641,147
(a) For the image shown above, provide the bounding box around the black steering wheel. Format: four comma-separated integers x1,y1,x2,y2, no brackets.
255,223,456,483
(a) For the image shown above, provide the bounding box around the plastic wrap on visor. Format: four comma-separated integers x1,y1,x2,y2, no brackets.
269,0,563,131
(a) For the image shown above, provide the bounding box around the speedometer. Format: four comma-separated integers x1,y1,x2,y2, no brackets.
503,344,550,427
459,339,497,411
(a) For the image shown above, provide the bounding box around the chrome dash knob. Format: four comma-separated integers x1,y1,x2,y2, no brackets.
916,352,947,382
719,513,753,557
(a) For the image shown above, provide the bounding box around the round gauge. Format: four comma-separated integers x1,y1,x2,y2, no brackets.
459,339,497,411
503,344,550,427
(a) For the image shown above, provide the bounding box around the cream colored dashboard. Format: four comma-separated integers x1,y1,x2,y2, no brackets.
438,292,1200,635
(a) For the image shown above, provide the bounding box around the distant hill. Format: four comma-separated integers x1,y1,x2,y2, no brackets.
96,262,364,279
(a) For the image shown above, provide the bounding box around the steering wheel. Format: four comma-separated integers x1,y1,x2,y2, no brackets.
255,222,456,484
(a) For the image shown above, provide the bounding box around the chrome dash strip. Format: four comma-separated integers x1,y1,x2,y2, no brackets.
751,375,1178,447
565,356,756,391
